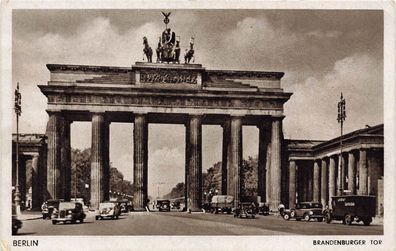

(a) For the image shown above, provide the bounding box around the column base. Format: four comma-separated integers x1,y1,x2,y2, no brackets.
269,200,281,212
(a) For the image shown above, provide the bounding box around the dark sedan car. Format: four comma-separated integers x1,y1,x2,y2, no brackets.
156,199,171,212
41,199,64,219
234,202,257,219
12,215,22,235
52,202,86,224
284,202,324,222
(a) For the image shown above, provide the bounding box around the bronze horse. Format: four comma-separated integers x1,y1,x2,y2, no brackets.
143,37,153,63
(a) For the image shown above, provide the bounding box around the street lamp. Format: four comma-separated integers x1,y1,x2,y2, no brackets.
337,93,346,196
156,182,165,199
14,82,22,216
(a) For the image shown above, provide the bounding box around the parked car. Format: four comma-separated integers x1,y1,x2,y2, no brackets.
171,200,181,210
96,201,121,220
210,195,234,214
257,202,270,216
118,199,133,213
234,202,256,218
41,199,64,219
156,199,171,212
285,202,324,222
325,195,376,226
71,198,89,212
52,202,86,224
12,215,22,235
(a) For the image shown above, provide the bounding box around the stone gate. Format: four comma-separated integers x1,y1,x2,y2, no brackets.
39,62,292,210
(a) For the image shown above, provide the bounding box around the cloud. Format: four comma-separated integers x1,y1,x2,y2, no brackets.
283,53,383,140
306,30,342,39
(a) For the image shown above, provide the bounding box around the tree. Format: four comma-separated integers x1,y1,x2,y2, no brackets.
71,148,91,202
163,182,185,199
71,148,133,202
241,156,258,196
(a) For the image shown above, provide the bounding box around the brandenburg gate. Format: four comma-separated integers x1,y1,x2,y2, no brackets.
39,62,292,211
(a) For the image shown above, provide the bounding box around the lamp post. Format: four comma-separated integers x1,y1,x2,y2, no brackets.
14,82,22,216
156,182,165,199
337,93,346,196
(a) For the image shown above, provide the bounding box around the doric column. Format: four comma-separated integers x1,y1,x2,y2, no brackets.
269,118,281,210
337,154,346,196
257,122,270,202
313,161,320,202
31,154,40,209
320,159,328,207
348,151,356,194
328,156,336,207
90,113,106,209
103,121,110,201
46,111,62,199
358,149,368,195
288,160,296,208
221,120,230,195
133,114,148,211
60,119,71,201
228,116,242,208
186,115,202,211
307,165,313,201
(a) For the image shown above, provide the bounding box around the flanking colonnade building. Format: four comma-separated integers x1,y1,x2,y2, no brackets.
286,124,384,214
12,61,384,214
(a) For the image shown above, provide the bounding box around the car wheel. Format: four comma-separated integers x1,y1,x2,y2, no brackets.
363,218,371,226
283,213,290,220
317,217,323,222
116,215,119,219
52,220,57,225
80,219,84,223
290,210,296,218
95,216,99,220
42,215,46,220
344,214,353,225
304,214,310,222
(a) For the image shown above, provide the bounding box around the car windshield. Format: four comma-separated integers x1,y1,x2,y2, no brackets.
59,202,76,210
100,203,115,209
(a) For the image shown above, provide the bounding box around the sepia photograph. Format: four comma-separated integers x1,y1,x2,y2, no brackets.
1,1,395,251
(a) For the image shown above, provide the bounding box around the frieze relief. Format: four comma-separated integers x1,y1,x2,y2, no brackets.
48,93,282,109
140,69,197,84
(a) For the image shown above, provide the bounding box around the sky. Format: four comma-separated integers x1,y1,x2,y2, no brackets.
12,10,383,197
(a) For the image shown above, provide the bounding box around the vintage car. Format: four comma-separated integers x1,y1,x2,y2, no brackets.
210,195,234,214
325,195,376,226
71,198,89,212
96,201,121,220
234,202,256,218
171,200,181,210
118,199,133,213
285,202,324,222
12,215,22,235
52,202,86,224
41,199,64,219
257,202,270,216
156,199,171,212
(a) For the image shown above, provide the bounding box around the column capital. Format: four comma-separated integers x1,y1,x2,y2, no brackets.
269,115,285,122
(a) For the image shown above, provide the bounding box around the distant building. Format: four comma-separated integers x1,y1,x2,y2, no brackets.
12,134,47,210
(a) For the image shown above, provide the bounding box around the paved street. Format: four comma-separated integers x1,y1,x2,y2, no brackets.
18,211,383,236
